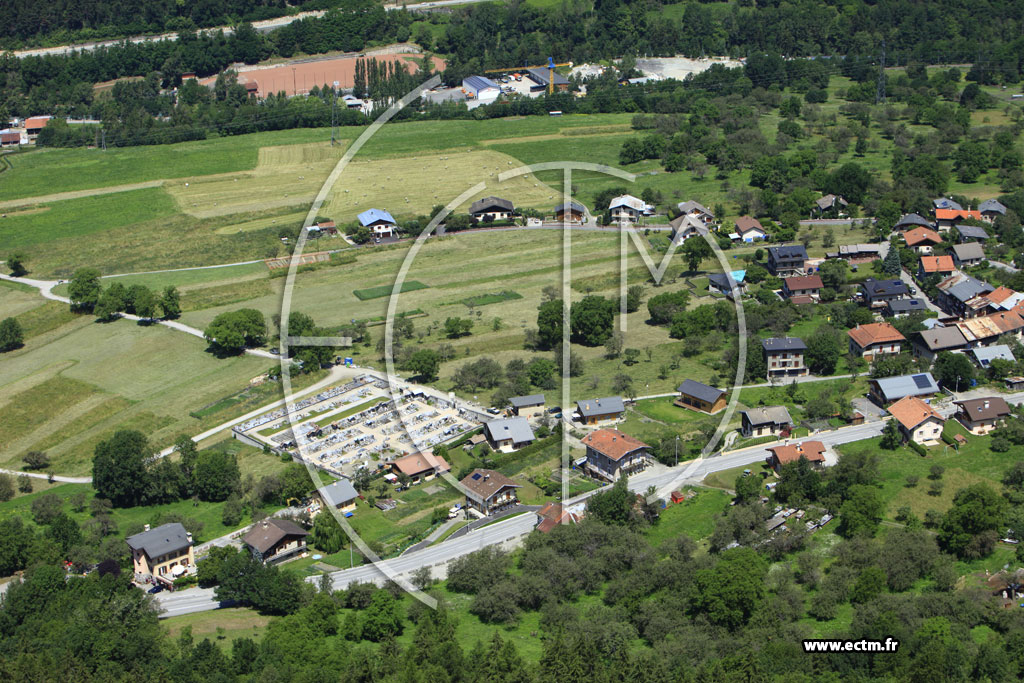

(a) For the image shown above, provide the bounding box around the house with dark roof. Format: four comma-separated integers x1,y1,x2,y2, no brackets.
955,224,990,243
319,479,359,513
885,298,927,317
707,270,747,299
869,373,939,405
126,523,194,586
848,323,905,359
484,417,536,452
391,451,451,483
861,278,909,308
912,326,969,362
243,518,309,564
762,337,808,379
918,254,955,278
979,199,1007,222
826,243,880,263
669,213,703,243
675,379,727,414
575,396,625,425
813,194,848,216
951,242,985,268
509,394,545,417
935,272,993,318
888,396,944,445
581,429,650,482
782,274,823,301
469,196,515,222
933,198,963,212
894,213,934,230
766,245,808,276
461,469,520,515
358,208,397,238
766,441,826,473
555,200,586,224
954,397,1011,435
740,406,793,438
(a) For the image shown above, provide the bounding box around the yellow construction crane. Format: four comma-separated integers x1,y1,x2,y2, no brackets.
484,57,570,95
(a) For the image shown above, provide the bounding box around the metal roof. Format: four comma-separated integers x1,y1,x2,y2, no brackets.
872,373,938,401
484,416,535,444
938,273,992,302
762,337,807,352
320,479,358,508
525,67,569,86
969,344,1015,365
357,208,396,226
676,379,725,404
609,194,645,211
932,198,963,211
509,394,545,408
125,523,191,559
576,396,625,417
463,75,500,93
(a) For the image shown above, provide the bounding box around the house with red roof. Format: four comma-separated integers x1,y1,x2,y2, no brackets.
887,396,944,445
918,254,955,278
766,440,826,473
581,429,650,482
848,322,906,360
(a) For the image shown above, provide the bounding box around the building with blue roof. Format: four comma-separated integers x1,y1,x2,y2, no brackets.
463,76,501,102
357,208,397,239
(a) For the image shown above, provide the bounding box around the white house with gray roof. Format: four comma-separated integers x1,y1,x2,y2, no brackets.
740,406,794,438
869,373,939,405
951,242,986,269
484,416,536,452
319,478,359,513
979,199,1007,222
509,394,545,418
762,337,808,379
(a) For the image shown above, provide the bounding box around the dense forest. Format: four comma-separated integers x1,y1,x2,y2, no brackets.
0,0,332,48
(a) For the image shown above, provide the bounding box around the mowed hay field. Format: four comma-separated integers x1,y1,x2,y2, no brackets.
0,294,268,475
322,149,556,217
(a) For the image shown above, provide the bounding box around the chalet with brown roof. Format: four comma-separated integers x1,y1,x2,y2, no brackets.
535,502,581,533
460,469,520,515
782,274,823,301
918,255,955,278
675,380,727,413
582,429,650,482
734,216,767,241
766,441,826,473
903,227,943,254
888,396,944,445
848,322,905,360
391,451,451,483
954,397,1011,435
243,518,309,564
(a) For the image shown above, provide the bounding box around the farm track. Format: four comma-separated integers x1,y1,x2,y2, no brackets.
0,179,165,211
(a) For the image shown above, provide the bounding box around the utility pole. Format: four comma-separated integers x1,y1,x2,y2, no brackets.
675,435,679,467
101,129,106,151
331,80,339,146
292,67,297,96
875,39,887,104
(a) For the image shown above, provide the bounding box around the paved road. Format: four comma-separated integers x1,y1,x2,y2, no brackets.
990,260,1019,274
0,469,91,484
0,273,276,359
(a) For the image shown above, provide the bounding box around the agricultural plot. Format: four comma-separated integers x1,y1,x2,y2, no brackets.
321,149,556,218
0,317,268,475
353,281,429,300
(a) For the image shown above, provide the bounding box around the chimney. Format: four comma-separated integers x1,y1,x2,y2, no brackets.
143,524,150,532
186,532,193,544
984,400,990,410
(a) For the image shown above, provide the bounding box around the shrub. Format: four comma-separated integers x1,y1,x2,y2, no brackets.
908,440,927,456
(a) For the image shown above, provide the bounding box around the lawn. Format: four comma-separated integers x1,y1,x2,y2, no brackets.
644,487,732,547
836,424,1013,522
164,608,272,645
703,462,777,491
353,280,429,300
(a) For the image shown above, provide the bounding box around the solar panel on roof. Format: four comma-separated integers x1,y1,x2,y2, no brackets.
912,374,931,389
471,473,482,480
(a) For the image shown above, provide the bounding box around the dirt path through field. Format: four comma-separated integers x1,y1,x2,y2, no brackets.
0,179,165,210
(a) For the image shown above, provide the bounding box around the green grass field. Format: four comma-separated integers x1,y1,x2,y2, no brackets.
353,280,429,300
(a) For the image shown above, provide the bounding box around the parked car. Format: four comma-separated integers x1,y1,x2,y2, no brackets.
148,584,164,594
